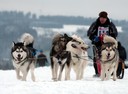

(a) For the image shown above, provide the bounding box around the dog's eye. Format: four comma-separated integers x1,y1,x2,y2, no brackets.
20,51,23,52
106,49,108,51
79,42,81,44
109,49,112,51
16,51,19,52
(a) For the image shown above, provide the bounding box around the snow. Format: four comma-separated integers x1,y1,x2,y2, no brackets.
0,64,128,94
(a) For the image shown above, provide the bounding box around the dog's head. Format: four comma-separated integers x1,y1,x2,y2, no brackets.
101,42,116,61
66,35,89,54
52,33,72,52
11,42,28,62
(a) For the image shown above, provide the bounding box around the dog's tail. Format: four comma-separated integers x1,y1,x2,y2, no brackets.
103,35,118,48
20,33,34,47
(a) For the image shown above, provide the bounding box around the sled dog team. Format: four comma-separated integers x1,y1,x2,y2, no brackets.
11,33,119,81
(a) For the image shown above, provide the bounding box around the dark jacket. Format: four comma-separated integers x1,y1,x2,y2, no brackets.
118,42,127,61
87,18,118,46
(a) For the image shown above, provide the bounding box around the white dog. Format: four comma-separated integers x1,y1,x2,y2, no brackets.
65,35,89,80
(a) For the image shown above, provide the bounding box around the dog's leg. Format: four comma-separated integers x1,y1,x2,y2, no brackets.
15,68,22,80
58,65,63,81
52,57,58,81
54,63,59,81
51,57,55,80
65,64,71,80
101,64,105,81
30,62,36,82
75,65,81,80
58,64,65,81
80,61,87,80
76,70,80,80
21,69,28,81
106,64,114,80
113,63,118,81
21,64,29,81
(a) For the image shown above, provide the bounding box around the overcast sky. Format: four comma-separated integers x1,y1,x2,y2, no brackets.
0,0,127,20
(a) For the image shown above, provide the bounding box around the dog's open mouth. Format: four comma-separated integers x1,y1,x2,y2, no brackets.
17,57,23,61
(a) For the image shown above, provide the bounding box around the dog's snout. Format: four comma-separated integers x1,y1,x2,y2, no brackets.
108,53,110,56
18,54,21,57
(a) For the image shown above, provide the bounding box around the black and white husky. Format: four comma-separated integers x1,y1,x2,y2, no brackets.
50,33,72,81
11,33,36,81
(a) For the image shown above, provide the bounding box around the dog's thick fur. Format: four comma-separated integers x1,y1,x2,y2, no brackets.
103,34,118,48
50,33,72,81
11,33,35,81
65,35,89,80
100,41,119,81
20,33,34,47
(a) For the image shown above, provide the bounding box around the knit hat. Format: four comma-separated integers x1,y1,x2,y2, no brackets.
99,11,108,18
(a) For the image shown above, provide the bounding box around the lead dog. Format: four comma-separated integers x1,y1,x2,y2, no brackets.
11,33,36,81
65,35,89,80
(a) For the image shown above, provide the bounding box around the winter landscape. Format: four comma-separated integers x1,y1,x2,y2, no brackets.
0,62,128,94
0,0,128,94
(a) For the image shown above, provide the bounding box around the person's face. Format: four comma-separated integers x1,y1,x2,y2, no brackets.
99,17,107,24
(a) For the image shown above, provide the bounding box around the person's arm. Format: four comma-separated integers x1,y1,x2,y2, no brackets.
87,22,97,41
110,22,118,38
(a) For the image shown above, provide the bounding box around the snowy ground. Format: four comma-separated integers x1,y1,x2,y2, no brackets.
0,64,128,94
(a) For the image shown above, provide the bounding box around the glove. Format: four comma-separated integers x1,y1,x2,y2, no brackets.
93,36,99,42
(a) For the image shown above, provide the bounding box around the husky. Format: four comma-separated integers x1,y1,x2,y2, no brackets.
50,33,72,81
100,42,119,81
11,33,36,81
65,35,89,80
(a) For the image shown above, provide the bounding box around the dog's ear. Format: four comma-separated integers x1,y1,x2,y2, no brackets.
101,44,106,50
12,41,16,47
64,33,68,37
64,33,72,41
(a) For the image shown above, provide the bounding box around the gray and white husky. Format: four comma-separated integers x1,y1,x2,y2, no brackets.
11,33,36,81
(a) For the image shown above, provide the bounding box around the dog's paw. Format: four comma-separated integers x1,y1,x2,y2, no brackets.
17,75,22,80
52,78,58,81
113,78,116,81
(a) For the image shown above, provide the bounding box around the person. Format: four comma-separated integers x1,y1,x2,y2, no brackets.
117,41,127,79
37,50,48,67
87,11,118,77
